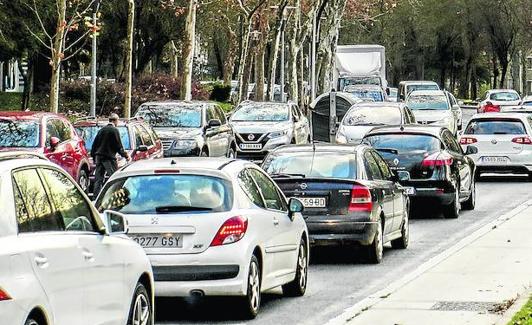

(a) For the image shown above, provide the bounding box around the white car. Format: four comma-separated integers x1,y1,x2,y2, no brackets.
0,152,154,325
459,113,532,179
95,158,309,319
406,90,462,135
478,89,522,113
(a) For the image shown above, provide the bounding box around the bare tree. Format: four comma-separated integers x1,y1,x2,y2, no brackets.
180,0,197,100
124,0,135,118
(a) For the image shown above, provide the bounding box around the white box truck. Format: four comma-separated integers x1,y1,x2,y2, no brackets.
333,44,387,92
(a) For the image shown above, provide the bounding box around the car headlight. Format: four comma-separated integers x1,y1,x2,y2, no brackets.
268,130,289,139
173,139,197,148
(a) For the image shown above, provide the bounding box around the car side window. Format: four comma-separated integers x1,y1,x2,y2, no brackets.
238,169,265,208
138,125,154,146
13,168,62,233
40,168,96,232
143,124,159,142
372,151,392,180
46,120,60,146
291,106,300,121
214,106,227,124
442,131,461,153
133,126,144,147
53,119,71,142
248,169,287,211
364,151,383,180
206,107,216,122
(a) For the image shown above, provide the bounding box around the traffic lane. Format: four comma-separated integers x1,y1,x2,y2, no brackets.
155,177,531,325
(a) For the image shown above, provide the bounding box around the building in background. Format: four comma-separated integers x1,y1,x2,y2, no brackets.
0,59,26,93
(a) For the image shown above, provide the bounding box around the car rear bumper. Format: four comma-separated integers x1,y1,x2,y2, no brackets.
469,153,532,174
400,180,456,205
306,216,378,246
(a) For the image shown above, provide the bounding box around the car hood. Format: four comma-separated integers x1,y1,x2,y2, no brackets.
412,110,451,122
230,121,291,134
0,147,43,154
153,127,202,139
341,125,379,143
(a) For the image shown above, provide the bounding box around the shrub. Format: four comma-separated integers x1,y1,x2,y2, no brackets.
210,83,231,102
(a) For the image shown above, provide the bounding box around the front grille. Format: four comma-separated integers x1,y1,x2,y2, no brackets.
161,139,174,151
237,133,265,143
417,120,437,125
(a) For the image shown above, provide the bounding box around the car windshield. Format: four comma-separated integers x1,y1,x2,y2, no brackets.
75,126,131,150
364,134,441,153
0,120,40,147
231,103,289,122
263,152,357,179
523,101,532,106
343,77,381,87
490,92,520,101
137,105,202,128
344,88,383,102
465,119,526,135
96,174,233,214
407,94,448,110
343,107,401,126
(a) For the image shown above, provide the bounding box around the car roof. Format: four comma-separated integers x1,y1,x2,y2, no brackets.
408,90,446,96
139,101,212,108
487,89,519,94
73,117,145,127
365,125,444,137
269,143,367,155
351,102,405,109
399,81,439,85
469,113,531,121
0,153,58,174
238,100,290,107
120,157,241,173
0,111,64,121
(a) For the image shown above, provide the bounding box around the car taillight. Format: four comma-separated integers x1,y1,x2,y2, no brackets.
512,136,532,145
459,137,477,145
0,288,11,301
421,152,453,167
349,185,373,212
482,102,500,112
210,216,248,246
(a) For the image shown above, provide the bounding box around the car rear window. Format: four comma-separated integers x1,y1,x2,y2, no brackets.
364,133,441,153
343,106,401,126
263,152,357,179
76,126,131,150
465,119,526,135
96,174,232,214
407,94,448,110
0,120,40,147
490,92,519,101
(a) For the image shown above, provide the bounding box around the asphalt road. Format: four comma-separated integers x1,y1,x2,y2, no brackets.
155,108,532,325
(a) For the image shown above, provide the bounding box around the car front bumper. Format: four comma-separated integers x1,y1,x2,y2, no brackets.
236,135,291,161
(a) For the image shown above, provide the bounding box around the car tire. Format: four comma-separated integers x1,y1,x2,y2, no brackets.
391,208,409,249
366,218,383,264
227,147,236,159
25,318,39,325
127,282,153,325
443,186,460,219
282,238,308,297
78,168,89,193
238,255,261,319
462,178,476,210
200,148,209,157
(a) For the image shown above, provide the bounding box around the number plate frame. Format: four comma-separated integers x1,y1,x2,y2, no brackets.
239,143,263,150
129,233,183,248
481,156,509,164
300,197,327,208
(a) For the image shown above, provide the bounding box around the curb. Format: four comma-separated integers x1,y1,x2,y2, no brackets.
325,199,532,325
495,289,532,325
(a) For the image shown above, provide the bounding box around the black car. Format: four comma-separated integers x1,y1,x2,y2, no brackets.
262,144,410,263
363,125,477,218
135,101,237,157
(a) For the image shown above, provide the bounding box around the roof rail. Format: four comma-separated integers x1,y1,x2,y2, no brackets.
0,151,48,162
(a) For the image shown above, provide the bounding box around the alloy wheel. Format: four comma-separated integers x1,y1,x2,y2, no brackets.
375,219,383,261
78,171,89,192
248,260,261,313
132,292,150,325
298,244,308,290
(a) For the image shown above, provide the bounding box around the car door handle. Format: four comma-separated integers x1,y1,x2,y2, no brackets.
34,256,49,268
82,250,94,261
273,218,280,226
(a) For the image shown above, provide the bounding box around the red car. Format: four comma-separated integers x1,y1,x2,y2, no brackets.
74,117,163,192
0,111,91,190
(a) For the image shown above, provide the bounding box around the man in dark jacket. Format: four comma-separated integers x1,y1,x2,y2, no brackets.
92,113,130,196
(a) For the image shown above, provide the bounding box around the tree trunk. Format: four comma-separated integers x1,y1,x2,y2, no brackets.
255,44,266,101
267,7,286,101
499,57,508,89
213,36,224,80
170,41,179,78
49,0,67,113
237,20,252,102
181,0,197,101
222,25,237,86
19,57,34,111
124,0,135,118
288,38,299,104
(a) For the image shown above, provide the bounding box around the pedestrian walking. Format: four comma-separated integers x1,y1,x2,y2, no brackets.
91,113,130,196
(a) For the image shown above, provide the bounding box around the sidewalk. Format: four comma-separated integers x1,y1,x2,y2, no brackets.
331,200,532,325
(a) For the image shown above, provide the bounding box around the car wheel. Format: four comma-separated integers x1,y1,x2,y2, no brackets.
282,238,308,297
227,147,236,158
127,282,153,325
462,178,476,210
391,208,409,249
366,218,383,264
200,148,209,157
25,318,39,325
443,186,460,219
239,255,261,319
78,169,89,193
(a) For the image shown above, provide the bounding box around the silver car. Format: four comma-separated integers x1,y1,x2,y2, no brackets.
407,90,462,135
229,101,310,161
459,113,532,179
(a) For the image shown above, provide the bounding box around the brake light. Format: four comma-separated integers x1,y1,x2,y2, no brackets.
421,152,453,167
349,185,373,212
459,137,477,145
482,102,500,113
0,288,11,301
210,216,248,246
512,136,532,145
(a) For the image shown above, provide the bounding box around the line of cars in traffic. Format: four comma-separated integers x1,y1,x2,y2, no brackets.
2,82,531,324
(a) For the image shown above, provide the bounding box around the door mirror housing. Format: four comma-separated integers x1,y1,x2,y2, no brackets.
136,144,149,153
397,171,411,182
288,198,304,220
207,119,222,129
465,145,478,155
102,210,129,235
49,136,60,151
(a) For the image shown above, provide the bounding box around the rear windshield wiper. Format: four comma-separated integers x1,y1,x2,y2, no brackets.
270,173,306,178
375,148,399,155
155,206,213,213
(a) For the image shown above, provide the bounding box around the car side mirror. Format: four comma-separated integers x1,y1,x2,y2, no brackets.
207,119,222,128
103,210,129,235
385,87,391,95
136,144,148,153
49,136,60,150
465,145,478,155
397,171,411,182
288,198,304,220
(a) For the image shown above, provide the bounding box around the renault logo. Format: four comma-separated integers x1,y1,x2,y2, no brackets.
248,134,255,141
300,183,308,190
393,158,400,166
491,139,498,144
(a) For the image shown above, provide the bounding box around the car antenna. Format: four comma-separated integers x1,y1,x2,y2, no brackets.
170,159,177,165
400,125,405,131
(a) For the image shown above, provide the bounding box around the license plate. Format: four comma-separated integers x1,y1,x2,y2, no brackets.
403,187,416,195
481,156,509,164
130,234,182,248
240,143,262,150
300,197,326,208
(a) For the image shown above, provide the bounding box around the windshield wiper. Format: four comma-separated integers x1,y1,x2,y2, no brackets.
375,148,399,155
270,173,306,178
155,206,213,213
